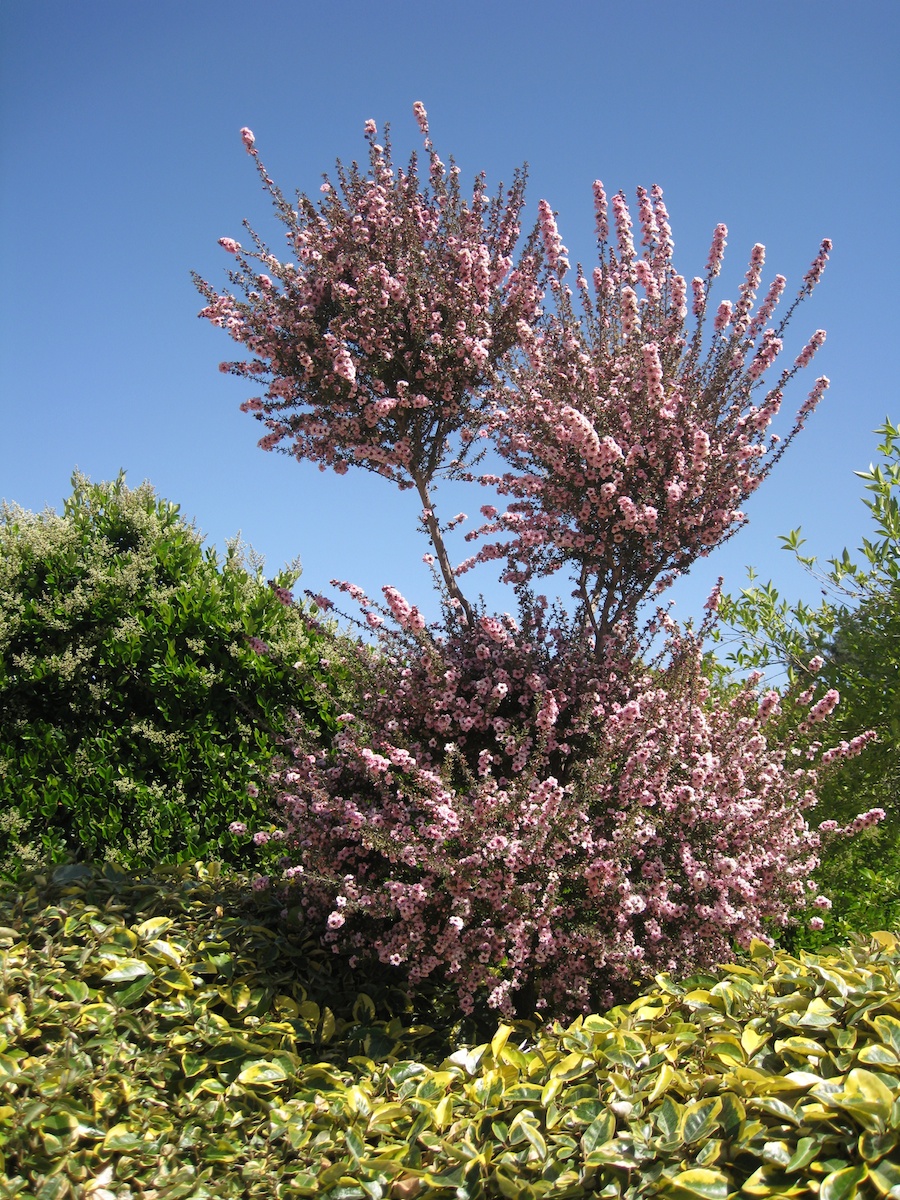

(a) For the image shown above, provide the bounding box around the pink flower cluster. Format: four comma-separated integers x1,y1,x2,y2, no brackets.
264,607,878,1015
458,188,834,645
199,106,859,1017
195,105,543,508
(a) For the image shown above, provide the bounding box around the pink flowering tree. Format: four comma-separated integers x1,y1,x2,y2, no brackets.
196,106,880,1017
195,105,543,623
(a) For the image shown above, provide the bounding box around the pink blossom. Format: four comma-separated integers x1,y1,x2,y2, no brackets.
807,688,840,724
538,199,567,271
803,238,832,293
412,101,429,138
592,180,609,242
706,223,727,277
714,300,733,332
795,329,826,369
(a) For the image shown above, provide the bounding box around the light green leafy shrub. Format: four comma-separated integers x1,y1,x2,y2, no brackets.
0,471,349,879
715,422,900,950
1,863,900,1197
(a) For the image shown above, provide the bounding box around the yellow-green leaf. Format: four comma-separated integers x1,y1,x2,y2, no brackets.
858,1129,898,1163
794,997,838,1029
103,1123,143,1151
237,1060,289,1086
433,1094,454,1129
320,1006,336,1042
678,1097,722,1144
740,1165,806,1197
581,1110,615,1153
869,1157,900,1195
819,1164,868,1200
785,1136,820,1172
158,968,196,991
352,993,376,1023
648,1063,675,1104
101,958,152,982
829,1069,894,1131
491,1024,513,1058
741,1027,769,1056
514,1119,547,1160
870,931,898,952
549,1051,595,1081
775,1036,827,1057
857,1043,899,1066
135,916,174,939
871,1014,900,1057
662,1167,730,1199
344,1125,365,1162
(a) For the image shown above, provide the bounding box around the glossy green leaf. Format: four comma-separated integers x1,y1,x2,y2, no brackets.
115,973,155,1006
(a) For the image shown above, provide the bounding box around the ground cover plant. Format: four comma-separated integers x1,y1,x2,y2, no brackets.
194,104,883,1018
2,863,900,1199
0,472,350,881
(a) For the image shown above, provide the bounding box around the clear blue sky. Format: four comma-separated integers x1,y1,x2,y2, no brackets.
1,1,897,631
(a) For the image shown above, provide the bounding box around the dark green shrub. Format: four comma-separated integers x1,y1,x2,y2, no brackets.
0,471,349,879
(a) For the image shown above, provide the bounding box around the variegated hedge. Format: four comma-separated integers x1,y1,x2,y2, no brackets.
1,862,899,1198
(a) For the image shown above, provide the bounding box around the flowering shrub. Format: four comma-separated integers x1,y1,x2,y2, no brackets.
197,105,880,1016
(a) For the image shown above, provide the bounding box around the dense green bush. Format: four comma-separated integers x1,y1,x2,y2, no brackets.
0,471,349,879
715,421,900,949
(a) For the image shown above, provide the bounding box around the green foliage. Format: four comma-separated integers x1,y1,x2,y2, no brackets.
3,863,900,1197
714,422,900,948
0,471,348,879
